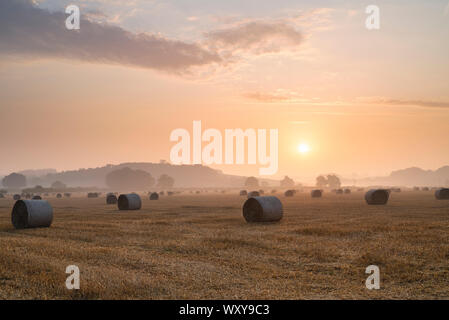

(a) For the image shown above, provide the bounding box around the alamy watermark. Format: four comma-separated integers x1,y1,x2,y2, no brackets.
365,5,380,30
65,265,80,290
169,121,278,175
65,5,80,30
365,265,380,290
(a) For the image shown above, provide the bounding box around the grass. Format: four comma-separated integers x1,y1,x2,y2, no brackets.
0,191,448,299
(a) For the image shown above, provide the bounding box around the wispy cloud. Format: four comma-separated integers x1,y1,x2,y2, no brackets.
359,97,449,109
205,21,303,56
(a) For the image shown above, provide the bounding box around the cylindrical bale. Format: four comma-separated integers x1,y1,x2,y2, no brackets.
64,193,71,198
344,189,351,194
11,200,53,229
56,193,62,198
167,191,174,196
435,188,449,200
311,189,322,198
0,193,4,198
32,195,42,200
106,194,118,204
335,189,343,194
247,191,260,199
422,187,429,191
13,194,21,200
87,192,98,198
243,196,283,223
365,189,389,205
239,190,247,196
25,194,31,199
150,192,159,200
118,194,142,210
259,190,265,195
284,190,295,197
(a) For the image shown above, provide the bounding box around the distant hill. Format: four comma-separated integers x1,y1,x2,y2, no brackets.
357,166,449,187
20,163,260,188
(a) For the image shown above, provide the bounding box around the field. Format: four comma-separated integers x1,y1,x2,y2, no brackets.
0,191,448,299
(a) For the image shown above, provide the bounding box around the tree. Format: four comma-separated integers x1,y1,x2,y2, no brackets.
106,167,155,190
327,174,341,189
2,173,26,188
245,176,259,188
51,181,67,189
157,174,175,189
280,176,295,188
316,175,327,188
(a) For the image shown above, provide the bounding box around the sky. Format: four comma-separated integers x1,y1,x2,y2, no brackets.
1,0,449,181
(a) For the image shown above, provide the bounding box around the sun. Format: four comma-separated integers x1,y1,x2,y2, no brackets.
297,143,310,154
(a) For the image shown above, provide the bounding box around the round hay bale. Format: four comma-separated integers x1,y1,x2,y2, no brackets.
150,192,159,200
284,190,295,197
11,200,53,229
413,187,420,191
13,194,21,200
32,195,42,200
247,191,260,199
239,190,247,196
167,191,174,196
87,192,98,198
271,189,277,194
118,194,142,210
259,190,265,195
422,187,429,191
56,193,62,199
160,191,165,196
335,189,343,194
311,189,322,198
365,189,389,205
344,188,351,194
25,193,31,199
0,193,4,199
106,194,118,204
435,188,449,200
243,196,283,223
64,193,71,198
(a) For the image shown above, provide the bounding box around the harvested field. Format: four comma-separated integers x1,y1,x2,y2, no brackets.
0,191,448,299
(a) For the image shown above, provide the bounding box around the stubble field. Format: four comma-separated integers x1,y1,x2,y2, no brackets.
0,191,448,299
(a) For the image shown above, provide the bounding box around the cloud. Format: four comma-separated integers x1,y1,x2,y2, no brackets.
0,0,221,73
205,21,303,56
359,97,449,109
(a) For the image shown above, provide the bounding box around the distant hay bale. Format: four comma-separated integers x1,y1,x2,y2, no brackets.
195,191,200,194
13,194,21,200
391,188,401,193
365,189,389,205
422,187,429,191
271,189,277,194
284,190,295,197
335,189,343,194
357,188,364,192
64,193,71,198
239,190,247,196
311,190,322,198
0,193,4,198
150,192,159,200
344,188,351,194
167,191,174,196
106,194,118,204
56,193,62,199
243,196,283,223
118,194,142,210
413,187,420,191
435,188,449,200
160,191,165,196
259,190,265,195
25,193,31,199
87,192,99,198
11,200,53,229
32,195,42,200
247,191,260,199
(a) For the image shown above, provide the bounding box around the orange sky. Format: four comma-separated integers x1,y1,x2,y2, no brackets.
1,0,449,181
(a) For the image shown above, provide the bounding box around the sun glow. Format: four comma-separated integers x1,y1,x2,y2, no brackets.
298,143,310,154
